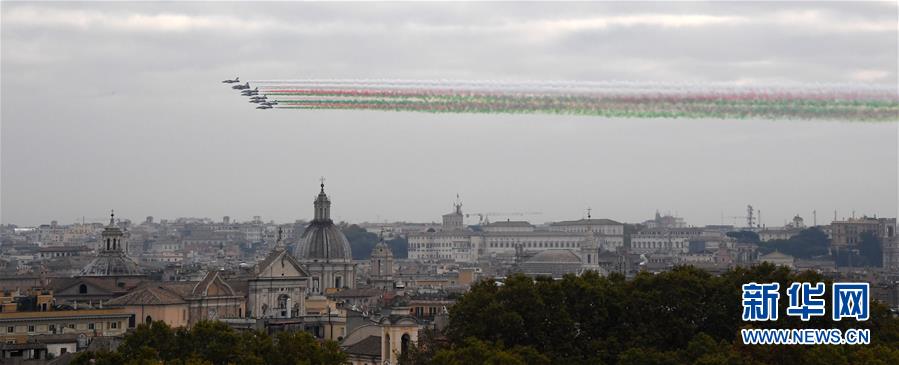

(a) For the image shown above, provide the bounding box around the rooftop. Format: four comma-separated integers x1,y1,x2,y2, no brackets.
551,218,622,226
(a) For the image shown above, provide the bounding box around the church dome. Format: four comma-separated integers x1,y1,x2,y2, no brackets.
81,211,143,277
81,252,144,276
294,183,353,262
297,222,352,261
520,249,601,279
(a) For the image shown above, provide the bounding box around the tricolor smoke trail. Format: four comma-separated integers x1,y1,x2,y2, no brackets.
239,80,898,121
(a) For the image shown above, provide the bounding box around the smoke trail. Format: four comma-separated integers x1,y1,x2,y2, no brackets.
235,80,898,121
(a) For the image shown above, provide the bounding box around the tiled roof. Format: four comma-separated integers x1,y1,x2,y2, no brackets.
105,283,193,306
343,335,381,357
225,278,249,296
80,250,144,277
255,248,308,278
52,277,127,293
191,271,236,297
0,309,129,320
192,271,219,296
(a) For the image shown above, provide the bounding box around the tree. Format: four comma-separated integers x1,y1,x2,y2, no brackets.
116,321,178,362
76,320,347,365
758,227,830,259
269,331,346,365
342,224,380,259
430,338,549,365
71,350,126,365
388,236,409,258
444,264,899,365
858,231,883,267
726,231,760,244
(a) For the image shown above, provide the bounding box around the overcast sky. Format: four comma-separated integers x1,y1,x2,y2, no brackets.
2,1,897,227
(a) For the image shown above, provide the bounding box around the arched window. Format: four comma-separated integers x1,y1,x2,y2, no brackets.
145,315,153,324
401,333,411,355
335,276,342,289
106,238,110,250
79,284,88,294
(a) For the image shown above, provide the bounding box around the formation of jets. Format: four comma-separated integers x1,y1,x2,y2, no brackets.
223,77,273,110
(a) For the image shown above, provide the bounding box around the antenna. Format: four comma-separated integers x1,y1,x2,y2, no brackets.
746,205,755,229
587,207,592,219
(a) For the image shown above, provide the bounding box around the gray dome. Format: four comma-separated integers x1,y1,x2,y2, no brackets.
82,210,143,277
520,249,588,279
527,249,582,264
81,251,143,276
295,221,352,261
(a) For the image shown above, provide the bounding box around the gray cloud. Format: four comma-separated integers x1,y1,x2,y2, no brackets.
1,1,896,226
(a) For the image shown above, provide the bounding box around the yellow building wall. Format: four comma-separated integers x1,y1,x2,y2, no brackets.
122,304,189,328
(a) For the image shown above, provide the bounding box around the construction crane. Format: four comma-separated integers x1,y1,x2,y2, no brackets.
464,212,542,225
724,205,756,229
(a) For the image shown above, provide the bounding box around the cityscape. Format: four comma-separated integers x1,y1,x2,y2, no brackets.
2,1,897,365
1,183,897,363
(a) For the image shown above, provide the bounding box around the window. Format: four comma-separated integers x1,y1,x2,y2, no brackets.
79,284,88,294
6,327,12,333
88,323,95,330
110,322,118,329
27,325,34,332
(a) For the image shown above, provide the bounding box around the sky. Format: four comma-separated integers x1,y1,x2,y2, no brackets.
1,1,897,227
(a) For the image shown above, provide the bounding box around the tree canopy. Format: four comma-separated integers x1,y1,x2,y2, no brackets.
758,227,830,259
858,232,883,267
726,230,760,244
404,264,899,365
71,321,346,365
342,224,408,259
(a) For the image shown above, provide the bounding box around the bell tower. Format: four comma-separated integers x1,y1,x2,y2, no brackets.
313,178,332,223
101,210,125,252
